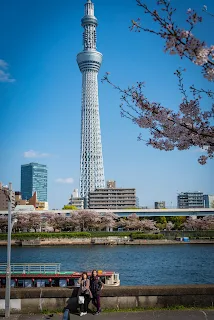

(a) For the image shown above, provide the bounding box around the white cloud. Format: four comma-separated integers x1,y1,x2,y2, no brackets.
0,60,8,69
24,150,51,158
0,59,15,83
56,178,74,184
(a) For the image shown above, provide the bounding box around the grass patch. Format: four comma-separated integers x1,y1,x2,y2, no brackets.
101,305,214,312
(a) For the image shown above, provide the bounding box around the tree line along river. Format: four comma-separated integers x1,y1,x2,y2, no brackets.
0,244,213,286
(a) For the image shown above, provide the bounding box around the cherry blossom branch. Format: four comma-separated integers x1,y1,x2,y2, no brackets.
131,0,214,81
102,72,214,164
202,5,214,18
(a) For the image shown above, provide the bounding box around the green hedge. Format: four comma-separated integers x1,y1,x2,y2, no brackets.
131,233,165,240
0,232,91,240
0,231,131,240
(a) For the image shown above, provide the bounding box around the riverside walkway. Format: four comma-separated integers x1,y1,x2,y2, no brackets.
7,310,214,320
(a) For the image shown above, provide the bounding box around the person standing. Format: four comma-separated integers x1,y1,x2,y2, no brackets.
90,270,103,315
78,272,92,316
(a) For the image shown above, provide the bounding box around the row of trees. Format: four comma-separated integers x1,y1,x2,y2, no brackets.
0,212,213,233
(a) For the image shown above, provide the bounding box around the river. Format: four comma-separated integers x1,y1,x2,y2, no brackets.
0,244,213,285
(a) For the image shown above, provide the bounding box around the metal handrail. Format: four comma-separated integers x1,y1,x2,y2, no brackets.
0,263,61,273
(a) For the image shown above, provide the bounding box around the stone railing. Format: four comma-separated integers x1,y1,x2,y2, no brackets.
0,285,214,314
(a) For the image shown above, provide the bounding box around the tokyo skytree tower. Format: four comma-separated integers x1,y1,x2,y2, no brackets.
77,0,105,203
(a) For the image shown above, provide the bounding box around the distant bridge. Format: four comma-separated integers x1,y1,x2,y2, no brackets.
0,208,213,217
95,208,214,217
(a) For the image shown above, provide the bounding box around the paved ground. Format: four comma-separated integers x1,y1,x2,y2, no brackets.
2,310,214,320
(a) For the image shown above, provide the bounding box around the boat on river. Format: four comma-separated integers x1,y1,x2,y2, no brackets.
0,263,120,288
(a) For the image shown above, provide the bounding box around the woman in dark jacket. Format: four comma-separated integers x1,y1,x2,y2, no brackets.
90,270,103,315
78,272,92,316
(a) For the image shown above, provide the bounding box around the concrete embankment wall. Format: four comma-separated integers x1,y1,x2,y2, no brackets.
0,285,214,314
1,238,214,246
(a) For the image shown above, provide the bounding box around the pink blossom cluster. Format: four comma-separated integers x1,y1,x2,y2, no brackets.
183,216,214,231
132,0,214,81
1,213,214,233
124,213,158,231
0,212,164,233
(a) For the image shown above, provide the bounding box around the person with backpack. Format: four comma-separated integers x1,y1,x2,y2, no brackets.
90,270,103,315
77,272,92,316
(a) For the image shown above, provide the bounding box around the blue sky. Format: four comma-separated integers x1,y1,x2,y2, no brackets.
0,0,213,209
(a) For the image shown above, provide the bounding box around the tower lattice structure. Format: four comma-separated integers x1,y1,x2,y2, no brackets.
77,0,105,204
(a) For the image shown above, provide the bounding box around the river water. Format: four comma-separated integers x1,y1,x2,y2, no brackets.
0,245,213,285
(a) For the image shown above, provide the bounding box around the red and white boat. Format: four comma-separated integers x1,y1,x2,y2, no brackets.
0,263,120,288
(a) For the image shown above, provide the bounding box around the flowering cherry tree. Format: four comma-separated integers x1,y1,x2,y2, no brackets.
0,216,8,233
183,216,214,230
76,210,101,231
100,212,118,231
49,214,66,232
140,219,158,231
15,214,31,232
102,0,214,164
125,213,142,230
124,214,158,231
28,213,42,232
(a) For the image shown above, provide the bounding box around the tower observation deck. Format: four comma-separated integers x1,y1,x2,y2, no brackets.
77,0,105,205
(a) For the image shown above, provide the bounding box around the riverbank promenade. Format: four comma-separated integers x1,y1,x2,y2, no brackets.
6,310,214,320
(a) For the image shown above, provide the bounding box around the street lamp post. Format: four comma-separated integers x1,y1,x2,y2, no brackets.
5,182,12,318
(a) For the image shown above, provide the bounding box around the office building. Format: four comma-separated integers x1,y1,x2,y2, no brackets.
89,181,136,209
203,195,214,208
77,0,105,205
177,192,204,209
21,163,47,202
0,182,15,211
68,189,84,210
155,201,166,209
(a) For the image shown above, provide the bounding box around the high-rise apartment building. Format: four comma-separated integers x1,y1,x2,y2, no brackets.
203,195,214,208
0,182,15,211
21,163,47,202
77,0,105,205
177,192,204,209
89,182,136,209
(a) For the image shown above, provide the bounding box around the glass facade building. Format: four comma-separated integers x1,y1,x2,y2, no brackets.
21,163,48,202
